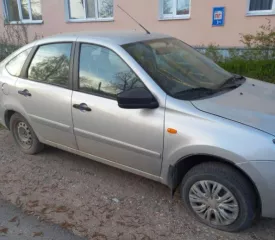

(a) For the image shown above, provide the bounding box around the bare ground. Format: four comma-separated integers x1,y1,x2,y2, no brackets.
0,198,85,239
0,129,274,240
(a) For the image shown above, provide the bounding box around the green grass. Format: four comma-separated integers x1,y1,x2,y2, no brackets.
0,124,4,130
218,59,275,83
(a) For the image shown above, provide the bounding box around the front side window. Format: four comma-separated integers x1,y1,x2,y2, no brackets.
28,43,72,88
248,0,275,15
6,48,32,76
68,0,113,21
4,0,42,23
160,0,191,19
123,38,233,100
78,44,145,99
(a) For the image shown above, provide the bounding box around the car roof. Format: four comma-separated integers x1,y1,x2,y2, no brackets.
38,31,170,46
0,31,171,66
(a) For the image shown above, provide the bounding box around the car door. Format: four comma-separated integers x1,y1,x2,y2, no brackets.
15,42,77,149
71,43,165,176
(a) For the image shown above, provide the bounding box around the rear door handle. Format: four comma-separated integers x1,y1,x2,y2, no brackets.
73,103,92,112
18,89,31,97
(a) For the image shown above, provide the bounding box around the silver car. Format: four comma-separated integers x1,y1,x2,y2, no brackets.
0,32,274,232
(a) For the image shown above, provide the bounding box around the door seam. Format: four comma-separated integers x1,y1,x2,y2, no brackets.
70,91,80,150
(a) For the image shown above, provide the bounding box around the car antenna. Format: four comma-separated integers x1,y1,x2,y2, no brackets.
117,5,151,34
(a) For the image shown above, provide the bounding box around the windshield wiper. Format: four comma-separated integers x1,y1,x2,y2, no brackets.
173,87,216,100
219,75,246,90
234,74,246,80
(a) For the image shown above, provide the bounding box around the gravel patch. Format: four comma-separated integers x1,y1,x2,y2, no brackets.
0,129,274,240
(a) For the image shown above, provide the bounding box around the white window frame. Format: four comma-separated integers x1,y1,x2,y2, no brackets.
246,0,275,16
159,0,191,20
3,0,43,24
65,0,114,23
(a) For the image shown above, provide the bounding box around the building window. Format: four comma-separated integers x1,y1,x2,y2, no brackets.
247,0,275,15
160,0,191,20
3,0,42,23
67,0,113,22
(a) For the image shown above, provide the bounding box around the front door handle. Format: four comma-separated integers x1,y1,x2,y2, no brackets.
73,103,92,112
18,89,31,97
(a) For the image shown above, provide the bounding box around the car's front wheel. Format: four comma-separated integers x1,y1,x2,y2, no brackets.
181,162,256,232
10,113,44,154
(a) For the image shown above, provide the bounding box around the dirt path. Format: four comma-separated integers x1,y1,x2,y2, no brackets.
0,129,274,240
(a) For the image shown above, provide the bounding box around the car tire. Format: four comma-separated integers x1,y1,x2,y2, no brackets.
180,162,256,232
10,113,44,155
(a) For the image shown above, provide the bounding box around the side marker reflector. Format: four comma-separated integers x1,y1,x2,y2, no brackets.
167,128,177,134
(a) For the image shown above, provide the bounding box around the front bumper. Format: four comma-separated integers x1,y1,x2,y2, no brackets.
238,161,275,218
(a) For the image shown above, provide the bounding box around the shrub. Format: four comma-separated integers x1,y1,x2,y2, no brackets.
0,18,41,61
199,19,275,82
204,44,224,62
196,44,225,62
240,18,275,60
219,59,275,83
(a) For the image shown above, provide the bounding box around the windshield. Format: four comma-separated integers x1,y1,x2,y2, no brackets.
123,38,233,100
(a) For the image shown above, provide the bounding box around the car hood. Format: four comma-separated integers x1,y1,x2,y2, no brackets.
191,78,275,136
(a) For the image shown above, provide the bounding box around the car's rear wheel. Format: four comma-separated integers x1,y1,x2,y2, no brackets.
181,162,256,232
10,113,44,154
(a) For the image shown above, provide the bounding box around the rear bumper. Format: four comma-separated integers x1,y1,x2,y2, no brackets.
238,161,275,218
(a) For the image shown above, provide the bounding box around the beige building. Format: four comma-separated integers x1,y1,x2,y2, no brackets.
1,0,275,47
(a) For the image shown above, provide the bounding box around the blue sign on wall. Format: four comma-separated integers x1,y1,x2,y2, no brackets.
212,7,225,26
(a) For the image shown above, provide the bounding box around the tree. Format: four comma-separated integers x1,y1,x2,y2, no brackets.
99,0,113,18
114,71,143,92
163,0,172,14
29,55,70,85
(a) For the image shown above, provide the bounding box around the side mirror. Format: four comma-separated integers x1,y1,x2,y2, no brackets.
117,88,159,109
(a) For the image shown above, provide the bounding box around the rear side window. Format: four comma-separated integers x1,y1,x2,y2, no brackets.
28,43,72,88
6,48,32,77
